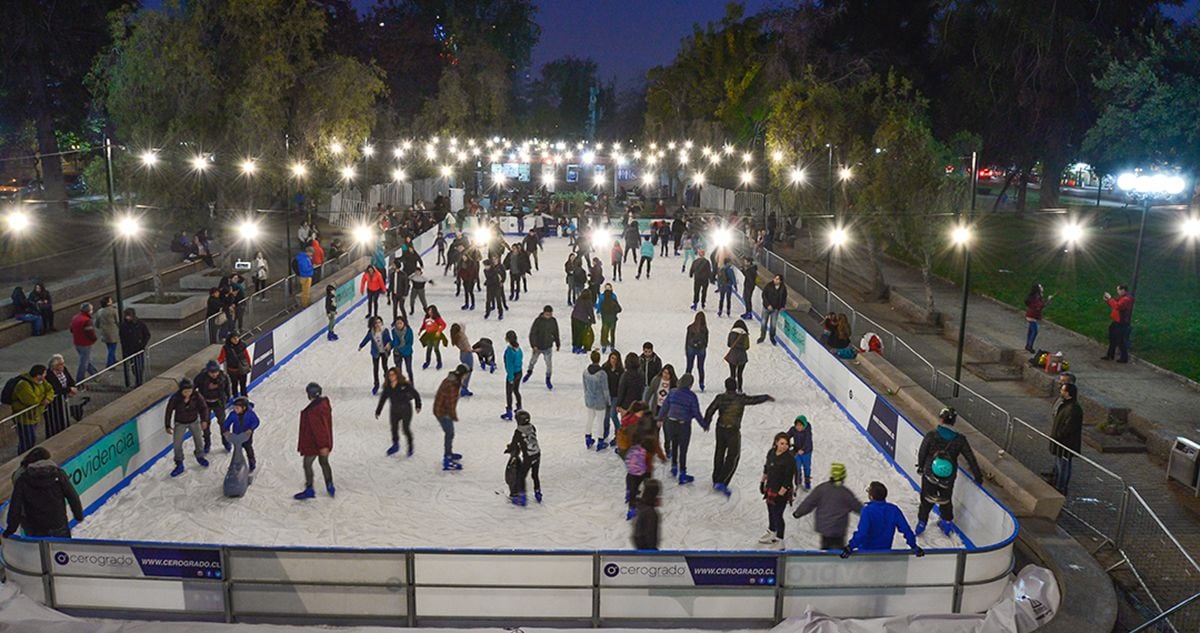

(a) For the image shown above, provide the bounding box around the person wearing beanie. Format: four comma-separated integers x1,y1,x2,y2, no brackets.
915,408,984,536
842,481,923,558
525,305,560,390
223,396,260,473
506,410,543,505
658,373,705,485
433,366,468,470
786,415,814,490
582,350,613,450
194,360,232,454
704,377,775,496
792,463,863,549
631,478,661,550
295,382,335,499
595,283,622,352
758,432,798,548
164,378,210,477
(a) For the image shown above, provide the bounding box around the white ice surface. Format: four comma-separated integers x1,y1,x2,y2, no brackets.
76,239,958,551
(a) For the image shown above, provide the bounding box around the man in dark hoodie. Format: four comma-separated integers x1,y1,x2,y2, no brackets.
739,257,758,319
119,308,152,387
525,305,560,389
689,250,713,310
915,408,984,535
4,447,84,538
639,342,663,403
164,378,211,478
658,374,705,485
704,377,774,496
791,462,861,550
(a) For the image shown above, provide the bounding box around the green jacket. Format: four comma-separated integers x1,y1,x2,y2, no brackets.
12,374,54,426
1049,400,1083,458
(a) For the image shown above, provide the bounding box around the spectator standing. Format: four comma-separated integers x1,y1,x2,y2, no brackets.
1049,383,1083,495
11,365,55,453
1023,283,1053,353
95,296,121,368
295,247,315,307
1101,284,1133,363
119,308,151,387
43,355,77,438
69,303,99,381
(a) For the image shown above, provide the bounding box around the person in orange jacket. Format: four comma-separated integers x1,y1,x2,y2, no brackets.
1101,283,1134,363
360,264,386,319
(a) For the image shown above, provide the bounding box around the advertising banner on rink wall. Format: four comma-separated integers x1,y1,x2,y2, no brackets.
600,555,778,587
868,396,900,459
51,542,223,579
62,418,140,497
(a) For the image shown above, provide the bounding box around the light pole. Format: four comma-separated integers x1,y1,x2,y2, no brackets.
1117,172,1187,305
103,135,126,314
362,143,375,208
824,226,848,311
950,152,980,397
825,144,835,218
288,162,308,291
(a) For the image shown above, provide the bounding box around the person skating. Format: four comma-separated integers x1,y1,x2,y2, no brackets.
223,396,259,472
658,374,705,484
194,360,231,454
841,482,924,558
408,267,434,316
434,228,446,265
680,234,697,273
375,368,422,457
622,221,641,263
502,331,524,420
449,323,475,397
390,260,410,321
740,257,758,319
582,350,613,450
391,316,415,384
3,447,83,538
631,478,661,550
418,305,448,370
570,287,597,353
603,351,624,449
483,257,507,320
792,463,862,550
433,365,469,470
596,283,622,351
1049,383,1083,495
636,236,655,279
638,342,663,403
219,331,252,397
506,410,543,505
914,408,984,536
570,261,589,308
503,244,527,302
759,432,798,549
689,249,713,310
358,316,394,395
615,353,643,420
164,379,211,477
325,285,340,341
610,238,623,282
716,260,736,317
473,337,497,374
526,305,560,389
647,364,677,417
458,253,479,310
624,423,662,520
726,320,751,392
672,215,686,255
685,312,709,391
564,253,579,306
704,377,775,496
787,415,814,490
758,275,787,345
359,264,386,319
294,382,335,499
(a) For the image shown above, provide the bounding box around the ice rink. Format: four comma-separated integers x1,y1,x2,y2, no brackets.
76,237,959,551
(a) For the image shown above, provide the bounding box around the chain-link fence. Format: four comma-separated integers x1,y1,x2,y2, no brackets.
1118,488,1200,632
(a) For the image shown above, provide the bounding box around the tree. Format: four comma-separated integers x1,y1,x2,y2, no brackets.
1083,24,1200,207
414,44,512,136
0,0,126,214
521,57,610,138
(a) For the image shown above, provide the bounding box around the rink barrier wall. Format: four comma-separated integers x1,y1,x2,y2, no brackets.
0,229,1017,625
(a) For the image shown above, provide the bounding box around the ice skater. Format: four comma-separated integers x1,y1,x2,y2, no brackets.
375,367,422,457
457,252,479,310
294,382,335,499
758,274,787,345
433,365,469,471
360,264,386,319
501,330,524,420
689,248,713,309
638,342,663,403
325,285,340,341
194,360,231,453
759,432,798,548
596,283,621,351
841,482,923,558
725,319,751,392
570,286,596,353
506,410,543,505
915,408,983,536
389,259,410,321
685,312,708,391
610,238,623,281
391,316,415,384
787,415,814,490
740,256,758,320
658,373,704,484
358,316,393,395
483,257,507,320
582,350,612,450
525,305,560,389
449,323,475,396
792,463,862,550
716,260,736,317
222,396,259,473
631,479,661,550
473,337,496,373
418,305,447,370
624,415,666,520
408,267,433,316
704,377,774,496
636,236,654,279
164,378,210,477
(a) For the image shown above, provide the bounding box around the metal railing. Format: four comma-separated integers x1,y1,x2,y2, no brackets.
748,239,1200,632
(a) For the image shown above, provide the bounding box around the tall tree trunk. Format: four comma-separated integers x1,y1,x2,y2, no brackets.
32,108,68,216
140,239,166,301
1016,170,1029,216
921,250,936,322
1040,155,1065,209
862,232,888,301
992,171,1016,212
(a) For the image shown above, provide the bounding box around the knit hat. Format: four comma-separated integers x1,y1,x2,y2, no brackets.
515,410,531,424
305,382,322,398
939,407,957,425
678,374,694,390
794,414,809,428
830,463,846,482
206,360,221,372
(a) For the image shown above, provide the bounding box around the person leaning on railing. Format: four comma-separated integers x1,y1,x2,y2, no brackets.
9,364,55,454
3,447,83,539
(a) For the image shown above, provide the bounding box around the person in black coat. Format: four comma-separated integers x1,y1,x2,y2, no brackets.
1049,383,1083,495
632,478,661,549
375,368,422,457
119,308,151,387
759,432,798,547
689,252,713,310
615,353,644,415
914,408,984,535
740,257,758,319
4,447,84,538
759,274,788,345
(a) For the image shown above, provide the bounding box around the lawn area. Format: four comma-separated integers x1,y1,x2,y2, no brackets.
918,206,1200,381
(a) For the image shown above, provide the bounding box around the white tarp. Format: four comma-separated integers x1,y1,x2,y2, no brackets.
774,565,1059,633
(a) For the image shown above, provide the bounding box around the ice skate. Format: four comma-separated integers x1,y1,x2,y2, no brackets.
326,483,336,497
170,462,185,478
442,457,463,471
585,434,594,449
757,531,777,544
678,471,695,485
293,487,315,500
387,443,400,456
915,520,927,536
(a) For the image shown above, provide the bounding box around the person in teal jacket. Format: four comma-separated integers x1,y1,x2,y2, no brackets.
637,237,655,279
358,316,393,395
391,315,415,384
841,482,924,558
372,241,388,272
502,330,524,420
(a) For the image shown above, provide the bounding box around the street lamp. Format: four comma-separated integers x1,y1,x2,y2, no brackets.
339,165,356,181
392,167,407,182
5,209,30,233
789,167,806,186
353,224,374,248
1117,171,1187,304
824,226,849,311
1059,220,1085,252
950,223,973,396
139,150,159,169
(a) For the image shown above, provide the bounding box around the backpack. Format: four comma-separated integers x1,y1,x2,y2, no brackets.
1,375,31,405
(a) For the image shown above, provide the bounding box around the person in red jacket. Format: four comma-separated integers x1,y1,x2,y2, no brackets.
69,303,99,381
1101,283,1134,363
311,238,327,282
360,264,386,320
295,382,335,500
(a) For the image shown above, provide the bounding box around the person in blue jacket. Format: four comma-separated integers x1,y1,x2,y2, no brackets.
841,482,924,558
295,247,315,307
222,397,260,472
787,415,814,491
501,330,524,420
657,374,705,485
358,316,393,395
391,316,415,384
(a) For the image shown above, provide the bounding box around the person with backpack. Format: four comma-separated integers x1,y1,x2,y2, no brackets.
502,330,524,420
6,365,55,454
758,432,798,548
525,305,560,390
841,482,923,558
294,382,335,499
3,447,83,538
596,283,622,352
716,260,736,317
219,332,252,397
506,410,543,505
222,396,259,473
194,360,232,454
164,379,211,477
375,367,422,457
792,463,863,549
705,377,775,496
915,408,984,537
624,422,663,520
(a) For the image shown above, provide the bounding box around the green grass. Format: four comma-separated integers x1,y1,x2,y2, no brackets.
909,207,1200,380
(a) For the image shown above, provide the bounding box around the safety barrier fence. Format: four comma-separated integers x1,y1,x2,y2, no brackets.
0,539,1015,626
747,240,1200,632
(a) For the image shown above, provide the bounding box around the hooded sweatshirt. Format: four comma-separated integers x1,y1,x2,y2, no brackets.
917,424,983,482
792,479,864,539
5,460,84,536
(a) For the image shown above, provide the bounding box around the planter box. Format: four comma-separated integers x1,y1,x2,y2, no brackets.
179,268,226,291
125,291,209,321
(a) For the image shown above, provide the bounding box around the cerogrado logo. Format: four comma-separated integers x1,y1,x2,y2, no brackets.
54,552,136,568
603,563,619,577
54,552,68,565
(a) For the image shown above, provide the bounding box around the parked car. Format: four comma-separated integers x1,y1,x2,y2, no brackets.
65,174,88,196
